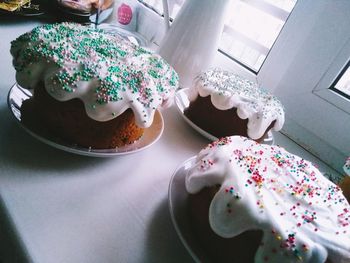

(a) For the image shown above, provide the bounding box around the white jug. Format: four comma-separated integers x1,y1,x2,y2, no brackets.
158,0,230,88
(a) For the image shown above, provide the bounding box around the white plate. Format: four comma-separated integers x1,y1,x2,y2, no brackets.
0,0,45,16
174,88,274,145
168,156,211,263
7,83,164,157
98,23,149,47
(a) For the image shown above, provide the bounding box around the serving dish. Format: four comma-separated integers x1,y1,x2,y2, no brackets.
175,88,274,145
7,83,164,157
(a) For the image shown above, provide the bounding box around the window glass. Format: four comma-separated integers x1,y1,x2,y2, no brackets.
138,0,297,73
220,0,297,72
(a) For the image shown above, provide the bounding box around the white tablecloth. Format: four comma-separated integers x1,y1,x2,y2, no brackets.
0,20,202,263
0,19,340,263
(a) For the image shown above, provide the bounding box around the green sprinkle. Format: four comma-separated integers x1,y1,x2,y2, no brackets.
11,22,179,110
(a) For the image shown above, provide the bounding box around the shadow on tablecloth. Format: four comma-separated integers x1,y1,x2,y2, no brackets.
0,105,112,173
143,197,193,263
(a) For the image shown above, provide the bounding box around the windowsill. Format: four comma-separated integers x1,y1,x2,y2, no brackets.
273,131,342,182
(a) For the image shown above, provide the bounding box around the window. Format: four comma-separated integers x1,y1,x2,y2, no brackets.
219,0,296,72
138,0,297,73
258,1,350,173
330,61,350,99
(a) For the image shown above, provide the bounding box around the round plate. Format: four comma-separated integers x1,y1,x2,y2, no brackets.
98,23,149,47
0,0,45,16
90,7,113,24
7,83,164,157
57,1,113,22
175,88,274,145
56,0,92,16
168,157,211,263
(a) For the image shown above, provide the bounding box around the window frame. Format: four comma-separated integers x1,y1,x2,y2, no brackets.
218,0,297,73
315,51,350,115
329,62,350,101
258,0,350,173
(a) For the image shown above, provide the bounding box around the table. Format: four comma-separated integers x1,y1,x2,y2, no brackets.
0,19,340,263
0,19,201,263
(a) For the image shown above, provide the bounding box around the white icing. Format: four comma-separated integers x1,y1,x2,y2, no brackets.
344,157,350,176
188,69,285,140
186,136,350,263
11,23,178,128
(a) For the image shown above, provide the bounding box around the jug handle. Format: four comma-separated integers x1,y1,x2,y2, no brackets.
162,0,170,31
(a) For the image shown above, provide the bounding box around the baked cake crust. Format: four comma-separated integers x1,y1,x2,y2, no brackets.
339,157,350,203
185,69,284,140
11,23,179,148
184,95,275,142
21,84,144,149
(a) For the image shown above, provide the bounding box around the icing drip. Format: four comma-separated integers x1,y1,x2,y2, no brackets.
10,22,178,128
188,69,284,140
186,136,350,263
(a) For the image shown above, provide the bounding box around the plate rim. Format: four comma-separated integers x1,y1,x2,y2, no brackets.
98,23,149,47
168,156,207,263
7,83,164,157
0,1,45,17
174,88,274,145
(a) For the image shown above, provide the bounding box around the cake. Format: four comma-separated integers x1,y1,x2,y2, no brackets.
184,69,285,142
185,136,350,263
11,23,178,149
339,157,350,203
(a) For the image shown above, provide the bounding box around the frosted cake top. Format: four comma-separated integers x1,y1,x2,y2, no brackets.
188,68,285,140
186,136,350,263
11,22,179,127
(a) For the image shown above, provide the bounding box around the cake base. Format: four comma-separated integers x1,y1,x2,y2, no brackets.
188,186,263,263
188,186,334,263
21,84,144,149
339,176,350,203
184,95,274,142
